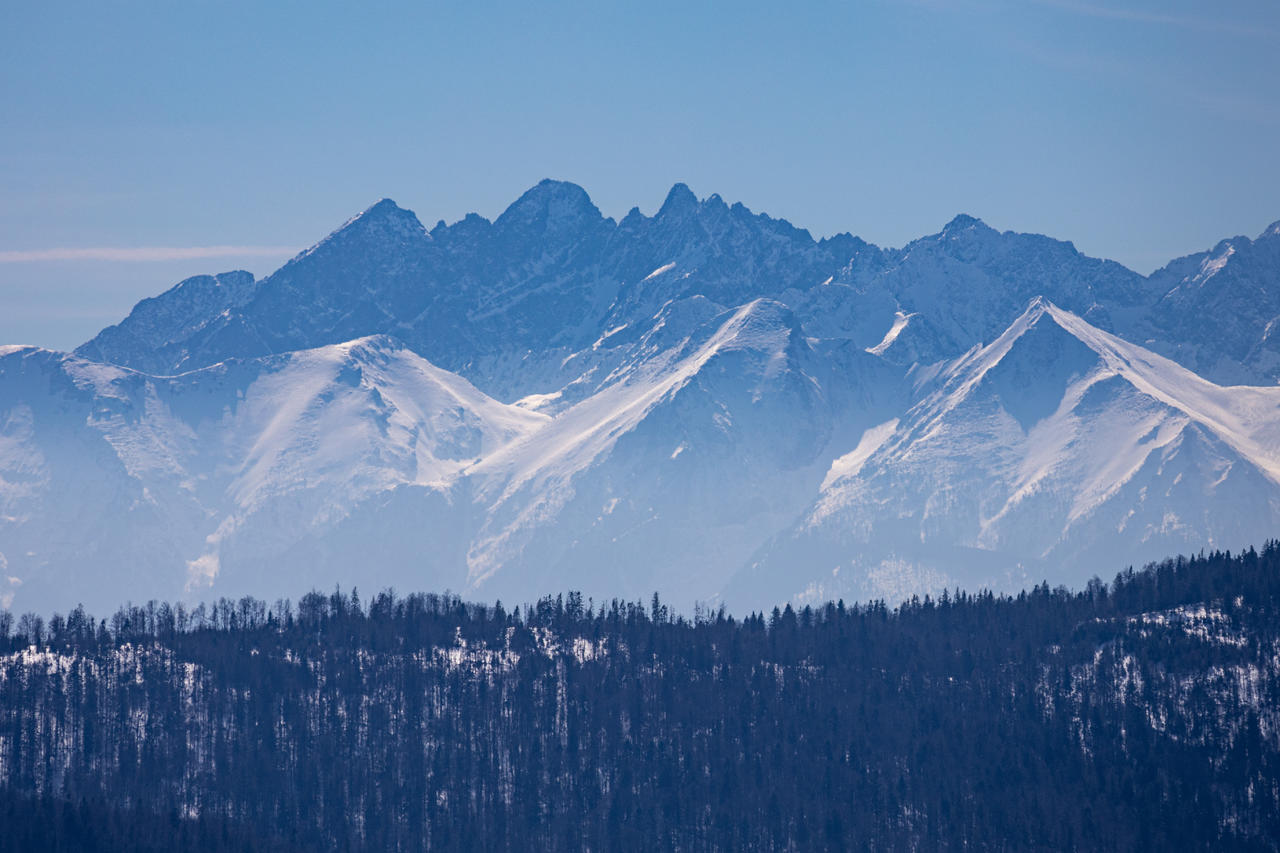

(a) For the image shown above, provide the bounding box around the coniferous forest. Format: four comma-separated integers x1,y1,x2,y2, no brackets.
1,547,1279,851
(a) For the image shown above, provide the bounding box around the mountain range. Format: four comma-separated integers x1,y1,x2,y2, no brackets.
3,180,1280,614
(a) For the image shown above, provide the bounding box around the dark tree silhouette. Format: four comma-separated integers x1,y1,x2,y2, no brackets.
1,545,1279,850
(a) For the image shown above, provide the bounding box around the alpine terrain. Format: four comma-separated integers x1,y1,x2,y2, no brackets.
3,181,1280,614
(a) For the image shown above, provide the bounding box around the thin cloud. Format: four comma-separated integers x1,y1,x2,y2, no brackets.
0,245,300,263
1032,0,1280,38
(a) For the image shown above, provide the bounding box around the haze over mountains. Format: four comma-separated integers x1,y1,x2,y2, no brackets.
3,180,1280,614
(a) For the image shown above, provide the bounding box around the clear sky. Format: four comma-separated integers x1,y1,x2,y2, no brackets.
3,0,1279,350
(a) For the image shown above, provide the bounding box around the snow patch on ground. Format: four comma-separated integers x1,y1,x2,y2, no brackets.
643,262,676,281
821,420,898,490
867,312,913,356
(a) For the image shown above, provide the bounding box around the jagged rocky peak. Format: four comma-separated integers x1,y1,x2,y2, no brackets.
433,210,492,243
657,182,700,219
617,205,646,230
156,269,257,305
651,182,811,243
1150,223,1280,299
309,197,431,253
74,269,261,370
820,230,873,256
637,183,824,266
1151,221,1280,288
926,215,1082,260
916,214,1011,259
362,197,403,215
267,198,436,289
139,270,259,315
493,179,607,238
940,212,993,234
186,269,255,295
55,181,1280,399
356,197,421,225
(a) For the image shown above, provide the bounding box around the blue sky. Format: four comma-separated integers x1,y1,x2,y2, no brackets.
3,0,1279,350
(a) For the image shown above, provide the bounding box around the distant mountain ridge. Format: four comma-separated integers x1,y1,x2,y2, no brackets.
75,181,1280,395
3,181,1280,614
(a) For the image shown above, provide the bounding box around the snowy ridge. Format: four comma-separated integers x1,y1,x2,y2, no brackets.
0,338,547,609
1045,303,1280,483
463,298,813,590
475,299,798,496
743,300,1280,607
5,185,1280,613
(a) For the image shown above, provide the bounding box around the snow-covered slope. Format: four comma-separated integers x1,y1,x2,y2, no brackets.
731,300,1280,608
6,184,1280,614
0,340,547,612
460,297,884,606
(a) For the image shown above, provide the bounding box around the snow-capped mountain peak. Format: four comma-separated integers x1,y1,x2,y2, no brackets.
736,300,1280,607
6,184,1280,614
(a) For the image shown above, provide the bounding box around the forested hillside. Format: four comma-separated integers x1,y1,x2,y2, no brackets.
2,546,1279,851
